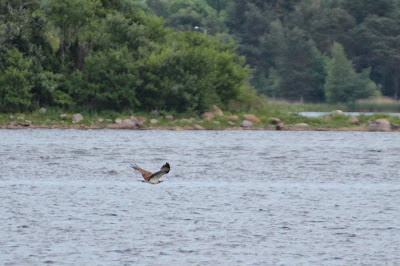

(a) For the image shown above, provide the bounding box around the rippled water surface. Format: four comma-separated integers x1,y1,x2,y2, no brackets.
1,129,400,265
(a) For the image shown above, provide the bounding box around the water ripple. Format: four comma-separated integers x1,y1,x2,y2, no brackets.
1,130,400,264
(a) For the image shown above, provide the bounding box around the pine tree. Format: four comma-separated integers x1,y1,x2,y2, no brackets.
324,42,378,103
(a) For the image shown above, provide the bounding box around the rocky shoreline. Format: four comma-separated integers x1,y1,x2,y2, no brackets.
1,106,400,132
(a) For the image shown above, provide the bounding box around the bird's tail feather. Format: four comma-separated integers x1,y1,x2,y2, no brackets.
131,161,140,170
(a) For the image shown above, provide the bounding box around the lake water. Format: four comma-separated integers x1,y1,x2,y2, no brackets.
1,129,400,265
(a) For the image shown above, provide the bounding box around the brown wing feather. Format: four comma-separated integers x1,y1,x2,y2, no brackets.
131,163,153,181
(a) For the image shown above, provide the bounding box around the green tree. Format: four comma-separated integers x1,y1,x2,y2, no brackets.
341,0,396,23
42,0,102,66
324,42,378,103
140,32,250,112
310,8,356,53
164,0,223,34
66,47,141,111
0,49,33,112
350,15,400,99
276,27,315,101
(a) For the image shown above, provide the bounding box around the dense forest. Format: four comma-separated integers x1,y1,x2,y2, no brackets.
1,0,400,113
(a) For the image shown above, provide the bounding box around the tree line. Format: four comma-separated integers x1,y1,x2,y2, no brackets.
0,0,251,113
146,0,400,103
1,0,400,113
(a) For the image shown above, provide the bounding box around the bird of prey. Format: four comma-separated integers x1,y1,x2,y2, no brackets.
131,162,170,184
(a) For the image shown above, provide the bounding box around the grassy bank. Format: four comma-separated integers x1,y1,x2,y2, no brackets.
2,106,400,131
266,97,400,113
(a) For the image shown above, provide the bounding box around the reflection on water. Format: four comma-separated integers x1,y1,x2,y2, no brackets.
1,130,400,264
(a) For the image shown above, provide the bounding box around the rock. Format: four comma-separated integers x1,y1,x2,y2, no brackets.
391,123,400,130
9,115,16,120
180,118,192,123
172,126,183,131
39,108,47,114
331,110,345,116
72,113,84,123
228,115,239,122
107,123,137,129
16,122,30,127
164,115,174,121
25,120,32,125
368,119,391,132
150,119,158,124
348,116,359,125
269,117,282,124
17,116,24,120
105,119,113,123
295,123,309,128
242,114,261,123
276,123,285,130
115,118,123,124
183,125,193,130
193,124,205,130
228,121,236,126
213,121,220,125
150,110,160,116
240,120,253,128
212,105,224,116
60,114,68,119
201,112,214,120
135,117,147,123
122,118,134,124
98,118,104,123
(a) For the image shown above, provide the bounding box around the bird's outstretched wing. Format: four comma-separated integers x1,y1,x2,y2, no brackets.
131,162,153,181
148,162,171,182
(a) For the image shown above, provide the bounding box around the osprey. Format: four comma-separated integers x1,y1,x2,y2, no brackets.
131,162,170,184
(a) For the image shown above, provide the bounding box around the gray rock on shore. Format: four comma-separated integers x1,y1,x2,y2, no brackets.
240,120,253,128
72,113,84,123
368,119,391,132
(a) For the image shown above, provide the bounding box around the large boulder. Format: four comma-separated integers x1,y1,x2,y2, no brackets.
39,108,47,114
391,123,400,130
242,114,261,123
212,105,224,116
269,117,282,124
72,113,84,123
150,110,160,116
180,118,193,123
276,123,286,130
135,116,147,123
193,124,205,130
150,119,158,124
348,116,359,125
295,123,309,128
228,115,239,122
368,119,391,132
240,120,253,128
164,115,174,121
122,118,134,124
202,112,214,121
331,110,345,116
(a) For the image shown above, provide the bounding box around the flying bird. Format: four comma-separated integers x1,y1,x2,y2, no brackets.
131,162,170,184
